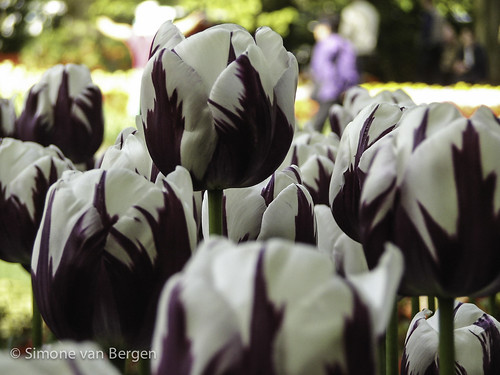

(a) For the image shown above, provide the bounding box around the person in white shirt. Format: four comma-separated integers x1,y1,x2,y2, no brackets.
339,0,380,81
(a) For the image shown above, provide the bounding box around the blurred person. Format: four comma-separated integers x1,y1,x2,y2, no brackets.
97,1,175,117
417,0,445,83
339,0,380,81
308,15,359,133
439,21,460,85
97,1,177,69
452,26,488,84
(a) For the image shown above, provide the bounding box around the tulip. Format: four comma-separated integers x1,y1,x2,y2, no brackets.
0,341,121,375
202,166,317,245
401,302,500,374
150,237,403,375
0,138,75,267
31,167,198,349
328,86,414,139
140,22,298,191
360,104,500,297
99,126,204,236
16,64,104,167
280,130,338,206
359,104,500,375
329,102,405,244
99,125,161,182
0,97,16,137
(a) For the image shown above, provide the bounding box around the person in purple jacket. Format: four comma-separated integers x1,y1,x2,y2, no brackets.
309,15,359,132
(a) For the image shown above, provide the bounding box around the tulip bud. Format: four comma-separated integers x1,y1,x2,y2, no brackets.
16,64,104,167
151,238,403,375
202,166,316,245
0,97,16,138
401,302,500,374
31,167,197,349
141,23,298,190
99,125,161,182
329,102,404,243
0,138,75,267
360,103,500,297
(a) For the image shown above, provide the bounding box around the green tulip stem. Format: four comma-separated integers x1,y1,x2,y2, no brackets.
428,295,436,312
438,297,455,375
139,358,151,375
208,189,223,236
385,299,398,375
377,336,386,375
489,294,498,319
411,296,420,316
32,291,43,349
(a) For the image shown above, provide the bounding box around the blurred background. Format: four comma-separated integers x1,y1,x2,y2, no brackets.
1,0,500,357
0,0,498,83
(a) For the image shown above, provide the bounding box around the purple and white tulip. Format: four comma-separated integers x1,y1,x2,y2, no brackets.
31,167,197,349
99,125,161,182
329,102,404,245
281,130,338,206
150,237,403,375
0,97,16,137
360,103,500,297
16,64,104,167
0,341,121,375
141,22,298,190
0,138,75,267
329,86,414,138
401,302,500,374
202,166,317,245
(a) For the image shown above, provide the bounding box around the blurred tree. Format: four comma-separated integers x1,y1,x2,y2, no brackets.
0,0,35,54
474,0,500,84
3,0,498,83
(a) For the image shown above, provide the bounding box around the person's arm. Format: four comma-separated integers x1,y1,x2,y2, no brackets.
96,16,133,41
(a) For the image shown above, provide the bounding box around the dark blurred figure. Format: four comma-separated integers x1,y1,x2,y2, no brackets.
418,0,445,83
439,21,460,85
308,15,359,132
452,26,488,84
339,0,380,82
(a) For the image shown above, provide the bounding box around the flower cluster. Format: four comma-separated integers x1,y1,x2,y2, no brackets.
2,18,500,375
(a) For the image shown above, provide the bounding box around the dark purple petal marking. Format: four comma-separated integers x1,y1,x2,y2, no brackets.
227,32,237,66
0,160,60,267
287,165,302,184
304,158,331,206
16,88,49,142
471,313,500,374
412,109,429,151
294,186,317,245
155,283,193,375
395,122,500,297
33,172,193,349
400,353,439,375
329,111,342,138
359,176,397,269
343,282,376,374
144,50,184,178
16,69,104,165
240,248,284,375
261,173,276,206
332,105,395,242
290,145,299,166
205,54,293,189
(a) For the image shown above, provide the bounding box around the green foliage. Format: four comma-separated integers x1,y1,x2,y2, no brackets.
20,19,131,71
256,7,299,36
87,0,137,23
0,261,31,349
0,0,34,52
